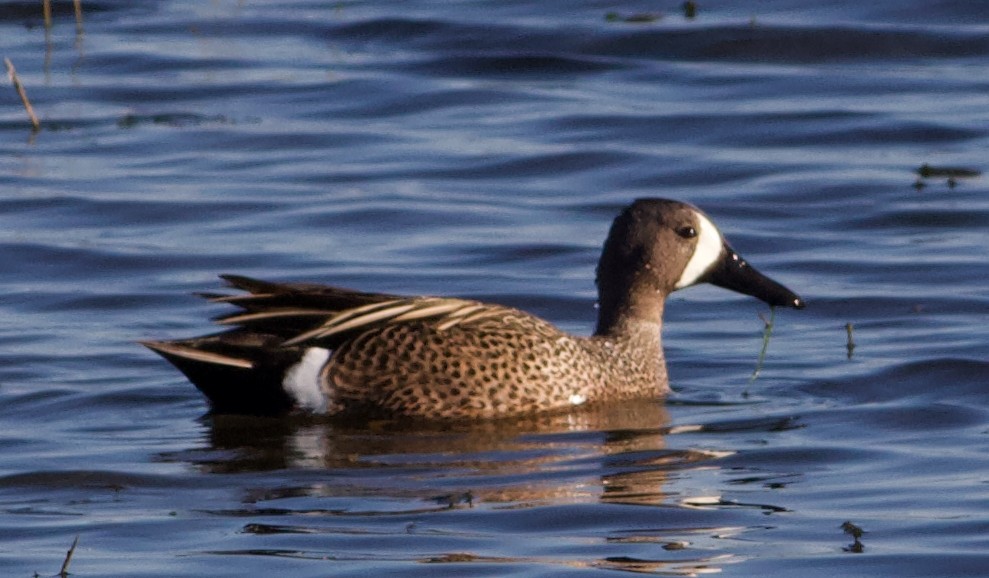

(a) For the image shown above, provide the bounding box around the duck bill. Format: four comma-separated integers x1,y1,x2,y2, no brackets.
705,243,805,309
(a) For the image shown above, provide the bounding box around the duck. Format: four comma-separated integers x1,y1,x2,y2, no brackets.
143,198,804,420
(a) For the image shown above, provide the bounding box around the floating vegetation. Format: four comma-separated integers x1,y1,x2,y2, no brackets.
422,552,493,564
604,2,697,22
117,112,255,128
841,521,865,553
915,163,981,179
605,12,662,23
914,163,981,190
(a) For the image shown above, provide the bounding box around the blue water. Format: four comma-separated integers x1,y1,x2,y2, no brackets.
1,1,987,576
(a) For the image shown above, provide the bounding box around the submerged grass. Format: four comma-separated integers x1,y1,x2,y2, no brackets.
748,307,776,384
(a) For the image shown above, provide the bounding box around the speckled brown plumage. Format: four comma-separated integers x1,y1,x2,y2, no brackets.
322,305,667,419
144,198,804,420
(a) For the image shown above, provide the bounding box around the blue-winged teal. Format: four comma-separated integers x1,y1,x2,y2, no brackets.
144,198,804,419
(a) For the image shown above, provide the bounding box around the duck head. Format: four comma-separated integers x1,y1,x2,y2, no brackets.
595,198,804,333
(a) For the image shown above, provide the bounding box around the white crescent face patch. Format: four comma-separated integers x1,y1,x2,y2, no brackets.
674,211,724,290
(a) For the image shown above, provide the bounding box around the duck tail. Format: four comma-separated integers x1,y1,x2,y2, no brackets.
141,335,305,415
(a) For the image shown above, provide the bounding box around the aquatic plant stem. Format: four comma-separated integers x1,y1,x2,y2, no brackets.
4,58,40,131
749,307,776,383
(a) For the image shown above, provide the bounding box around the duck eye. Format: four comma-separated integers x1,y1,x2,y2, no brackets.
676,226,697,239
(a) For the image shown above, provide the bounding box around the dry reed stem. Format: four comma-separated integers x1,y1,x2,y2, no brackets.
845,322,855,359
43,0,53,30
59,535,79,577
74,0,84,33
4,58,40,130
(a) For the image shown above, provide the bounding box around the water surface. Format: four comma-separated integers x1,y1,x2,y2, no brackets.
1,1,987,576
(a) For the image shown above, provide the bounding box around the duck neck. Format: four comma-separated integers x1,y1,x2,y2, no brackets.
591,269,670,395
594,277,667,338
592,282,668,393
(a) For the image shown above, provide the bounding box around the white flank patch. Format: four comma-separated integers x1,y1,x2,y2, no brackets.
674,212,724,289
282,347,331,413
569,393,587,406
